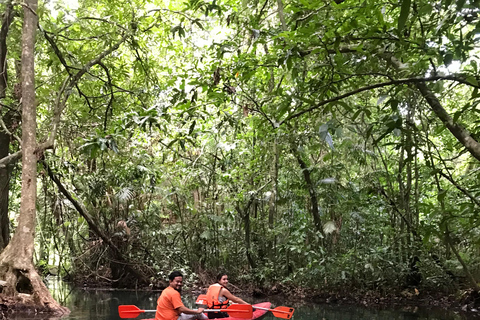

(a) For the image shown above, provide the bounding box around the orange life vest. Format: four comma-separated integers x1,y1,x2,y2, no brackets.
206,283,230,309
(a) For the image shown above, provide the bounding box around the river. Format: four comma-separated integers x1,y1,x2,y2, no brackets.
1,278,476,320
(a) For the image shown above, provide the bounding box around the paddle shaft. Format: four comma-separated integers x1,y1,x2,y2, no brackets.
253,306,289,314
121,309,250,313
120,308,250,314
121,309,155,313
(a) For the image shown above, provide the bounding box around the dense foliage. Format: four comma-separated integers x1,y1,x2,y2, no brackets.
2,0,480,296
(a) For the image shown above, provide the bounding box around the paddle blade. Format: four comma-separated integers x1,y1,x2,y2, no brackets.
119,305,144,319
225,305,253,319
226,304,253,319
272,307,294,319
196,294,208,305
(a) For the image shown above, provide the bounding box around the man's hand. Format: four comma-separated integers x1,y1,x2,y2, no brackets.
197,308,205,314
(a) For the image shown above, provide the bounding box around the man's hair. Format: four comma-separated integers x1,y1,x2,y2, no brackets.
169,270,183,281
216,272,227,282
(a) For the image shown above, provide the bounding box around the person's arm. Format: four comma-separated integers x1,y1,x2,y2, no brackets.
171,289,204,315
176,306,205,315
221,289,248,304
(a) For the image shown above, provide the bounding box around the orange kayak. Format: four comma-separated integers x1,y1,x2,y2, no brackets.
144,302,271,320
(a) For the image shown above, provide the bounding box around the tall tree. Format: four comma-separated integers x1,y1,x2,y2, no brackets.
0,0,67,313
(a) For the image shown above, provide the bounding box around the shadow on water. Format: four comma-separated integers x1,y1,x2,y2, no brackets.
3,278,479,320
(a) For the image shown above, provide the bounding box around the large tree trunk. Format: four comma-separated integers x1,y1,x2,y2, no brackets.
0,0,68,314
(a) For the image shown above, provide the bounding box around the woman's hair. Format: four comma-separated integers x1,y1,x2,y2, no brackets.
169,270,183,281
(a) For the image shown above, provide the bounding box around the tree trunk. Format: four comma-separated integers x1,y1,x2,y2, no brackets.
268,136,279,261
0,0,14,98
244,204,256,269
0,112,12,251
0,0,68,313
291,147,325,239
0,0,15,252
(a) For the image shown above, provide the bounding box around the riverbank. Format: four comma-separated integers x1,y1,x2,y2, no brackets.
251,285,480,317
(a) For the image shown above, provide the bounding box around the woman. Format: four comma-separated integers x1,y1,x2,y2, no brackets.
205,273,249,319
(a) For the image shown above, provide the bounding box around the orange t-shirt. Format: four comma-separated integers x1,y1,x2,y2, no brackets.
155,286,185,320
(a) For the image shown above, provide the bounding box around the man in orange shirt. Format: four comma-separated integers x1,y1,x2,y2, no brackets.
155,271,207,320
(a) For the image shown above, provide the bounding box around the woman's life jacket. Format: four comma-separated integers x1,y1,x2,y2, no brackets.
206,283,230,309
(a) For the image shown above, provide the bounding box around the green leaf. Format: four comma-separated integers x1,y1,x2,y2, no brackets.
444,52,454,65
437,189,447,202
397,0,411,32
453,110,462,122
471,88,479,99
179,27,186,38
470,60,478,73
194,20,204,30
189,120,196,134
389,99,399,112
466,75,478,86
434,125,446,134
336,100,351,111
351,109,362,121
167,138,178,148
277,103,291,119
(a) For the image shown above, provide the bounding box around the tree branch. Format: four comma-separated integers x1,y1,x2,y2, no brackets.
0,116,21,145
38,32,130,151
98,61,114,132
438,170,480,208
281,75,480,125
416,81,480,162
0,150,21,168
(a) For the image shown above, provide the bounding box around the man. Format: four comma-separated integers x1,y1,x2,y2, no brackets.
155,271,207,320
206,273,248,319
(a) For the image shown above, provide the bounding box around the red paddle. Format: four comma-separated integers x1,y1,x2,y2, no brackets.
118,304,253,319
195,295,295,319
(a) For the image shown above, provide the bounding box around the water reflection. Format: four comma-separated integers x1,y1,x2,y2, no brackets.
2,278,478,320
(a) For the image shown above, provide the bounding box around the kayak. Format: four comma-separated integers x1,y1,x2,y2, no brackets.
143,302,271,320
203,302,272,320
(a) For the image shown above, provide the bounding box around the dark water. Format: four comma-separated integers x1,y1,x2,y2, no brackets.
3,279,478,320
